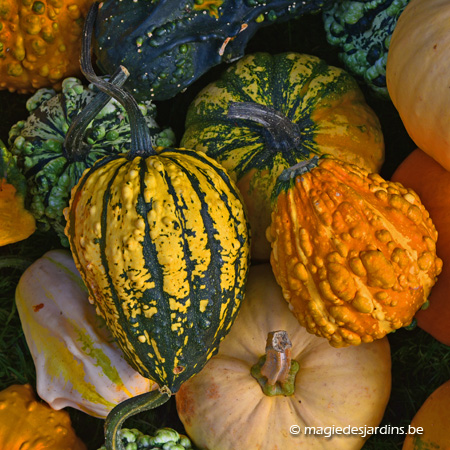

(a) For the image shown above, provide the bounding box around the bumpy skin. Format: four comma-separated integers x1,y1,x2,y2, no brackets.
0,0,94,93
0,384,86,450
181,52,384,260
65,148,250,392
97,427,193,449
8,77,175,245
267,156,442,347
94,0,333,101
323,0,409,98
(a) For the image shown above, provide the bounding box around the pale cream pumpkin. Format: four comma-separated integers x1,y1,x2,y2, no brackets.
176,264,392,450
15,249,157,418
386,0,450,171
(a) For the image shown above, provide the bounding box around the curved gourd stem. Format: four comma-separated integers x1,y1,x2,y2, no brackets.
80,2,155,158
251,330,299,396
63,66,129,162
227,102,303,152
105,388,172,450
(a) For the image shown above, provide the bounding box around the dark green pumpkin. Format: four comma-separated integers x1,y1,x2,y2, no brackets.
8,74,175,245
93,0,333,101
323,0,410,98
181,52,385,261
66,5,250,448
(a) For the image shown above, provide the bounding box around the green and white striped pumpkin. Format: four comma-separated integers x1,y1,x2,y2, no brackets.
15,249,156,419
181,52,385,261
8,75,175,245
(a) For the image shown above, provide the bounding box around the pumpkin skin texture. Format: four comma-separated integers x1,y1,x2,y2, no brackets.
65,146,251,392
8,76,174,246
267,156,442,347
391,149,450,346
15,249,157,419
0,0,94,93
0,384,86,450
181,52,384,261
0,139,35,245
402,380,450,450
323,0,409,98
93,0,334,101
176,263,392,450
386,0,450,171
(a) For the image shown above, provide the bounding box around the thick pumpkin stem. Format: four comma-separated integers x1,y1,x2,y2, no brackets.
105,387,172,450
78,2,155,159
63,66,129,162
251,330,299,396
227,102,303,152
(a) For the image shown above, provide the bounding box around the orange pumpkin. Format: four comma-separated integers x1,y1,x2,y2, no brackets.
0,0,94,93
391,148,450,346
402,379,450,450
0,384,86,450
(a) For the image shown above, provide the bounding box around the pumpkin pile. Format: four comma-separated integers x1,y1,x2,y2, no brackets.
1,0,450,449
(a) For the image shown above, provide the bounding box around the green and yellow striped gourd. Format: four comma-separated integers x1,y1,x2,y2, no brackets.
64,5,250,448
181,52,385,261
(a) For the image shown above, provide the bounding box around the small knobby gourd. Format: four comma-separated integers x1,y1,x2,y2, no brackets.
176,263,392,450
181,52,384,261
0,0,94,93
323,0,409,98
97,427,193,450
65,4,250,448
0,139,35,246
391,149,450,346
8,73,174,245
267,156,442,347
15,249,157,419
93,0,334,101
0,384,86,450
402,379,450,450
386,0,450,171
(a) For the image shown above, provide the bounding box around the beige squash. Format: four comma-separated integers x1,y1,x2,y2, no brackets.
176,264,392,450
386,0,450,171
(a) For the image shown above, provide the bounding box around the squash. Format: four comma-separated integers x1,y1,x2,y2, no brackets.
8,73,174,246
181,52,384,261
391,148,450,346
0,383,86,450
402,379,450,450
65,5,250,448
267,156,442,347
0,0,94,93
386,0,450,171
93,0,334,101
0,139,35,245
97,427,193,450
323,0,409,98
176,263,392,450
15,249,157,419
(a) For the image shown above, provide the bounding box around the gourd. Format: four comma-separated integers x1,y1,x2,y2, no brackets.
0,0,94,93
386,0,450,171
8,74,174,245
176,263,392,450
323,0,409,98
0,139,35,246
65,4,250,448
0,383,86,450
267,156,442,347
181,52,384,261
15,249,157,419
402,380,450,450
93,0,334,101
391,149,450,346
97,427,193,450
